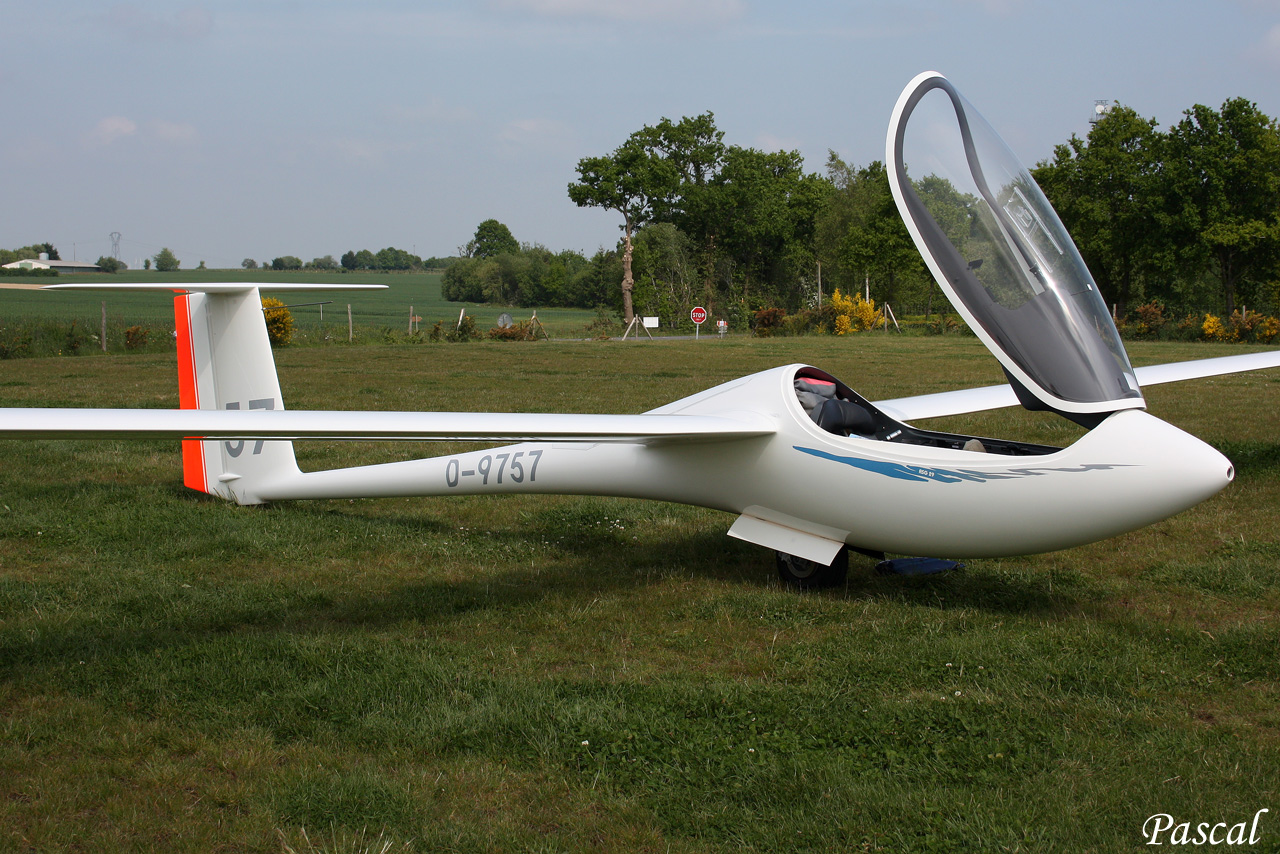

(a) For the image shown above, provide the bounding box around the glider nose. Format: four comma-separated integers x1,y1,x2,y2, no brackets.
1151,415,1236,508
1077,410,1236,538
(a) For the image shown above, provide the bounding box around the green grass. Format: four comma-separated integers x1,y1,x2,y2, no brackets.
1,336,1279,852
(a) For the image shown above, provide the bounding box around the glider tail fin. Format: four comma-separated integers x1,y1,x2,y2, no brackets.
175,287,299,503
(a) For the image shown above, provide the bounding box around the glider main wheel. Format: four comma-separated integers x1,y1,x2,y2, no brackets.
776,547,848,590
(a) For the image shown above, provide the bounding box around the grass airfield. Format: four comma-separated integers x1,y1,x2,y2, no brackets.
1,334,1278,852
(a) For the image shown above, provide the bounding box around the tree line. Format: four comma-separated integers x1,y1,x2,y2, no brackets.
442,98,1279,329
441,219,620,308
0,243,60,266
1033,98,1280,317
240,247,453,272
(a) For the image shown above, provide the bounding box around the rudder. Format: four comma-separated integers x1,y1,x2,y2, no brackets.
175,287,299,504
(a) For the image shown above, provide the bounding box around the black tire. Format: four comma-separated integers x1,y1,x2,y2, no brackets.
776,547,849,590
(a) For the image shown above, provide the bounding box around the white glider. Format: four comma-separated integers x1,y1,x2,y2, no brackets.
2,72,1277,588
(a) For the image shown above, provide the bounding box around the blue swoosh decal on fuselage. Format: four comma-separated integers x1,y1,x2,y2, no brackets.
793,446,1132,484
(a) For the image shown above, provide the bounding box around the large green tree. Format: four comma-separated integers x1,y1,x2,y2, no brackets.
712,146,829,310
466,219,520,259
571,111,829,322
1038,98,1280,316
568,132,677,323
1034,106,1164,313
630,222,696,321
816,155,931,314
1162,98,1280,314
153,247,180,272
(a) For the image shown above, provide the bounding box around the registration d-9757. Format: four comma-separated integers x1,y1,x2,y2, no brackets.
445,449,543,488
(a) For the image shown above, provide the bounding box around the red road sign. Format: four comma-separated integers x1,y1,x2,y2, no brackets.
691,306,707,324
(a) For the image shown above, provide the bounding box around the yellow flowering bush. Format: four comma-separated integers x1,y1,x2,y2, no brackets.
1257,316,1280,344
829,288,884,334
262,296,294,347
1202,314,1236,342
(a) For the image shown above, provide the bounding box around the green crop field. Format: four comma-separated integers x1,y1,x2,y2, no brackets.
1,335,1279,852
0,271,604,349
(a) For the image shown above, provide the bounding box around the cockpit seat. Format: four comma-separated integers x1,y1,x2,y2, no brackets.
813,398,876,437
794,377,837,415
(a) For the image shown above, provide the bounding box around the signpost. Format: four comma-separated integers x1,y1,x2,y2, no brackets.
691,306,707,339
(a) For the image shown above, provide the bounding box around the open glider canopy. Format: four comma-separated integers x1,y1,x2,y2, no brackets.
887,71,1143,421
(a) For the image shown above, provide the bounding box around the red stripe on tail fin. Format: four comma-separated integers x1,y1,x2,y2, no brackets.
174,294,208,493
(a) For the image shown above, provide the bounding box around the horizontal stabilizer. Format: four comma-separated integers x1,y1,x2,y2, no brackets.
43,283,387,293
0,408,776,444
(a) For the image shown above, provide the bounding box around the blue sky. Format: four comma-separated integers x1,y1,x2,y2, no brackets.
5,1,1280,269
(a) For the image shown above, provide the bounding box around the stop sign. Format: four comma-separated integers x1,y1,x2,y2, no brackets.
691,306,707,325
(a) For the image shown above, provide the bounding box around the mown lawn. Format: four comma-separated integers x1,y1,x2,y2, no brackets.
1,335,1278,852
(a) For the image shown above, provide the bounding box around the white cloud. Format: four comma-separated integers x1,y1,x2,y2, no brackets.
85,117,201,149
489,0,746,26
87,116,138,147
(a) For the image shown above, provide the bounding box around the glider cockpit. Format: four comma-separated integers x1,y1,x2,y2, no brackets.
792,367,1058,457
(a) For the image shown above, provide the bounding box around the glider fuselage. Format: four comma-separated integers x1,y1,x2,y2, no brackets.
249,364,1233,560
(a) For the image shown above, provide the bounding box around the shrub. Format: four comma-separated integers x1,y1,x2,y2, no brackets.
1256,316,1280,344
924,315,962,335
0,329,32,359
0,267,57,278
1202,313,1236,342
153,248,180,272
585,307,619,339
488,321,535,341
828,288,883,334
262,297,294,346
124,326,148,350
64,322,87,354
436,314,481,342
1126,301,1167,340
780,310,818,336
752,307,787,338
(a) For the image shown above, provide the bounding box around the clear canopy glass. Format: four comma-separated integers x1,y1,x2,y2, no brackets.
888,74,1143,414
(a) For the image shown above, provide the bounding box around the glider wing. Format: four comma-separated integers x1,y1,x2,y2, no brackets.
875,351,1280,422
0,408,776,444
